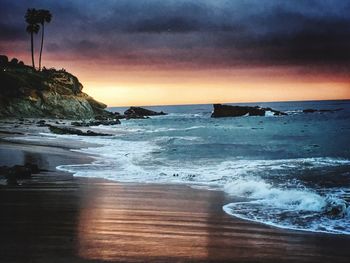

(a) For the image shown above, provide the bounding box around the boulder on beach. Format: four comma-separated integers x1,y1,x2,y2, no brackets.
211,104,287,118
124,107,167,119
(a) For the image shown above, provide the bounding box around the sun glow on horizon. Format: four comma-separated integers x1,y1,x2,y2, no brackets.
84,81,350,107
79,66,350,107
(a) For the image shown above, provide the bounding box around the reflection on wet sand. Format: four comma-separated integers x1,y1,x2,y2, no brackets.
76,183,350,263
77,183,211,261
1,175,350,262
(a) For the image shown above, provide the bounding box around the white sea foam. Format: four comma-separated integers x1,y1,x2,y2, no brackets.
265,111,275,117
43,129,350,235
56,133,350,184
145,126,206,133
224,178,326,211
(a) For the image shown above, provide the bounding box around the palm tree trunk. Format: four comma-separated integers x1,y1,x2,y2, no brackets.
31,32,35,69
39,23,44,71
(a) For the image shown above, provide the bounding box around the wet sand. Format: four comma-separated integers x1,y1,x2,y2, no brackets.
1,135,350,262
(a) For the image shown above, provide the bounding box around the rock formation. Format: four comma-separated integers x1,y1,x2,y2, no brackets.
0,55,115,120
124,106,166,119
71,119,120,127
211,104,287,118
48,125,111,136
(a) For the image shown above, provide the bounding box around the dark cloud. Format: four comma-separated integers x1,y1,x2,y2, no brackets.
0,23,26,41
1,0,350,73
129,16,200,33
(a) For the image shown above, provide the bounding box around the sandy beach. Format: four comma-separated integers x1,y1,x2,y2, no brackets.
1,0,350,261
0,123,350,263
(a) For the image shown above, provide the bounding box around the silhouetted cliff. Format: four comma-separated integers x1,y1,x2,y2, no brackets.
0,55,114,119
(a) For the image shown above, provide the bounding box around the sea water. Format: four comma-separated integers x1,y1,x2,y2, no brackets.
56,100,350,234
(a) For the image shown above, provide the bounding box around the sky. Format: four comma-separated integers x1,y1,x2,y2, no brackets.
1,0,349,106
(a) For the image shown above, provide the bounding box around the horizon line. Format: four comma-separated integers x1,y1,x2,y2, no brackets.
107,98,350,108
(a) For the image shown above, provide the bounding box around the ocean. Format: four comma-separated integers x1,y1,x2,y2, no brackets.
57,100,350,235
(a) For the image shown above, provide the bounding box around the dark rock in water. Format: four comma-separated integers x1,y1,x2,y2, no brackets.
93,119,121,125
112,112,126,119
303,108,343,113
86,130,109,136
36,119,47,127
71,119,120,127
124,107,166,119
48,125,111,136
211,104,264,117
70,121,84,127
211,104,287,118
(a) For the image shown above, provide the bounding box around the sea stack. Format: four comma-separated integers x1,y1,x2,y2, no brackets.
211,104,287,118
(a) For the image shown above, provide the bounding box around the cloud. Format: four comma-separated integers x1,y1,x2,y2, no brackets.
1,0,350,74
0,23,26,41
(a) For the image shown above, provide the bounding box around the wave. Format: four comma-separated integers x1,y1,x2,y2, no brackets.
49,130,350,235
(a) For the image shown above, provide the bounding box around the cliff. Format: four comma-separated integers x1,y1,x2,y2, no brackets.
0,55,114,119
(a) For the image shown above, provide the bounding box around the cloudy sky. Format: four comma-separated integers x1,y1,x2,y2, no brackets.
1,0,349,106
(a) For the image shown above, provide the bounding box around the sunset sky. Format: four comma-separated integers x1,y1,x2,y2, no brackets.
1,0,349,106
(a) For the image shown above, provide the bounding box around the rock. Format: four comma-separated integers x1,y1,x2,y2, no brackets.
303,108,343,113
86,130,110,136
0,56,114,120
70,121,85,127
48,125,111,136
71,119,120,127
124,107,166,119
36,120,47,127
211,104,286,118
112,112,125,119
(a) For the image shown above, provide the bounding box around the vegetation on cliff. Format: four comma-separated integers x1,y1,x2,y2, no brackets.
0,55,114,119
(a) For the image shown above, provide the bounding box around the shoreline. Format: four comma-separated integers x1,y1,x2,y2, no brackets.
1,121,350,262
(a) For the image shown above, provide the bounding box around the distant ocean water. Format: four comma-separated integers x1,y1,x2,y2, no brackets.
55,100,350,234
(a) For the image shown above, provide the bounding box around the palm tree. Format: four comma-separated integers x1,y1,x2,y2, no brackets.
25,9,40,69
37,9,52,71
